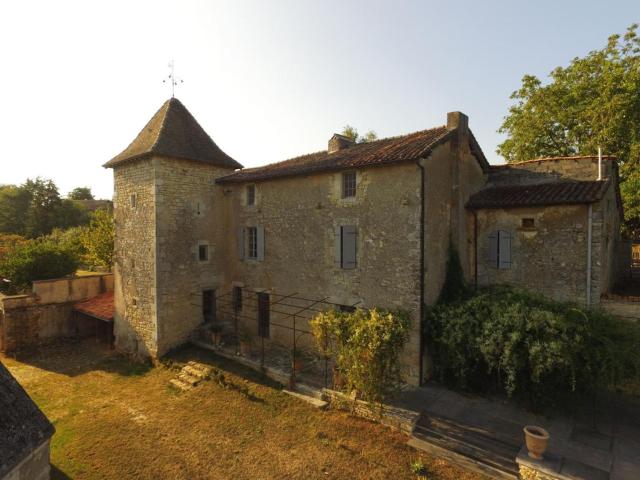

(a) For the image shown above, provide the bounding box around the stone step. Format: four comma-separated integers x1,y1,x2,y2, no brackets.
183,365,210,379
283,389,328,409
178,372,201,386
410,413,520,480
186,361,212,374
169,378,191,392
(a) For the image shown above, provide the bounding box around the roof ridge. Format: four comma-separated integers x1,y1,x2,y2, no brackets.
494,155,618,168
149,99,172,152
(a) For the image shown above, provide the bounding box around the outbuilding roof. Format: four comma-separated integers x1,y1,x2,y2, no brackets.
74,291,114,322
466,180,610,209
0,362,54,478
104,98,242,170
216,126,461,184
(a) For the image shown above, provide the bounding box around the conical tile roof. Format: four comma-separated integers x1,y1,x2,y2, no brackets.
104,98,242,169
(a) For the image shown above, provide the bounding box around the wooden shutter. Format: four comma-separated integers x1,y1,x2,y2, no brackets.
341,225,357,269
334,226,342,265
237,227,245,260
498,230,512,269
256,226,265,261
488,231,498,267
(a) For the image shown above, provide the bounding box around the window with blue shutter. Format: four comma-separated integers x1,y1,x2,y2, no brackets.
488,230,512,269
340,225,357,269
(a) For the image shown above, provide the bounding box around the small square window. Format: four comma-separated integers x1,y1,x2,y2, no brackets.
198,244,209,262
132,297,138,307
342,172,356,198
130,193,137,208
339,304,356,313
247,227,258,259
522,218,535,229
246,185,256,206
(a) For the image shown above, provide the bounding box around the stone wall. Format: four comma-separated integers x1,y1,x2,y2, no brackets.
112,159,157,357
489,156,616,186
153,157,235,356
4,440,51,480
0,274,113,353
222,162,424,384
474,204,591,303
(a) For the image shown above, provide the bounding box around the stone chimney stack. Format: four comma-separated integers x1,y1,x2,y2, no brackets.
447,111,469,135
328,134,355,154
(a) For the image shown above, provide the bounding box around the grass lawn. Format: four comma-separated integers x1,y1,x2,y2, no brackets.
2,341,483,480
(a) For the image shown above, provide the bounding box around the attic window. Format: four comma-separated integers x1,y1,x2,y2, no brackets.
342,172,356,198
522,218,535,229
198,243,209,262
246,185,256,206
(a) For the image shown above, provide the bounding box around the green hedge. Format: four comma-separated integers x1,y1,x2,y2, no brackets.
0,240,79,294
425,285,640,407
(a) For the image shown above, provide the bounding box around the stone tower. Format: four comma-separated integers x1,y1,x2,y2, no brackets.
104,98,242,358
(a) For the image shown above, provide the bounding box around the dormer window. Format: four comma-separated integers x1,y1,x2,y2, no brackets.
342,172,356,198
246,185,256,206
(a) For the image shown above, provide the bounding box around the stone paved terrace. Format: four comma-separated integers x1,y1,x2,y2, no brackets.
402,383,640,480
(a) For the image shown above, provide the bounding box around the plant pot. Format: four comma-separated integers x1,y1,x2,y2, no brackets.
240,341,251,356
524,425,549,460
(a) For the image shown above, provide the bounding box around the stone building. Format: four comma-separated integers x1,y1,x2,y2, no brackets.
105,98,623,385
0,362,54,480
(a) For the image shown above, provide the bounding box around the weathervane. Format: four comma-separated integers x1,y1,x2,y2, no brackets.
163,60,184,98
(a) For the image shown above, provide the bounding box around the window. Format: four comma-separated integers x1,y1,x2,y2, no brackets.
233,286,243,312
342,171,356,198
196,202,201,215
488,230,512,269
246,185,256,206
521,218,535,229
130,193,137,208
336,225,357,269
339,304,356,313
198,243,209,262
247,227,258,259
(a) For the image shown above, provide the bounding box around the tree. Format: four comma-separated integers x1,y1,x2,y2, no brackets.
23,178,62,238
0,240,79,294
341,125,378,143
498,24,640,236
81,209,114,269
0,185,31,235
68,187,94,200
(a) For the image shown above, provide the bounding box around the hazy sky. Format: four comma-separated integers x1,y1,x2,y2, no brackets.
1,1,637,199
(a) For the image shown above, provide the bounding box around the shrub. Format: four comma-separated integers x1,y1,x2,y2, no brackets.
310,308,410,403
0,239,79,294
425,285,640,408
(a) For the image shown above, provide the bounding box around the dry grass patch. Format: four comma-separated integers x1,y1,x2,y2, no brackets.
2,341,483,480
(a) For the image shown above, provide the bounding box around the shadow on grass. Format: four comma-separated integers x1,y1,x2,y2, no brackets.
7,339,152,378
51,464,73,479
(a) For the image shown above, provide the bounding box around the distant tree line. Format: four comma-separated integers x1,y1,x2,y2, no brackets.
0,178,99,238
0,178,113,294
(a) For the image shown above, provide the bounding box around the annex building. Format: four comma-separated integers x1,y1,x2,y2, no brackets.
105,98,624,385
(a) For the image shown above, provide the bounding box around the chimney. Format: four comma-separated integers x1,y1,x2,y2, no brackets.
447,111,469,135
328,134,355,154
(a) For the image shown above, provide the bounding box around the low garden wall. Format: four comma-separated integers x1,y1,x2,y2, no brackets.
0,273,113,352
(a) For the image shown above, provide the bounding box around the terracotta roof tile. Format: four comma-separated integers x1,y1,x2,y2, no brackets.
216,126,453,184
104,98,242,170
74,291,114,322
467,180,609,209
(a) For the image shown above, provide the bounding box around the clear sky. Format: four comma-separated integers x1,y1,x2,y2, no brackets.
1,1,638,199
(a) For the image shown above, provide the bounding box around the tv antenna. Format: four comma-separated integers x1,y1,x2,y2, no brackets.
163,60,184,97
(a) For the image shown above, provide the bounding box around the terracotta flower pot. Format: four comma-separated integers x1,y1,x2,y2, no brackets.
524,425,550,460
